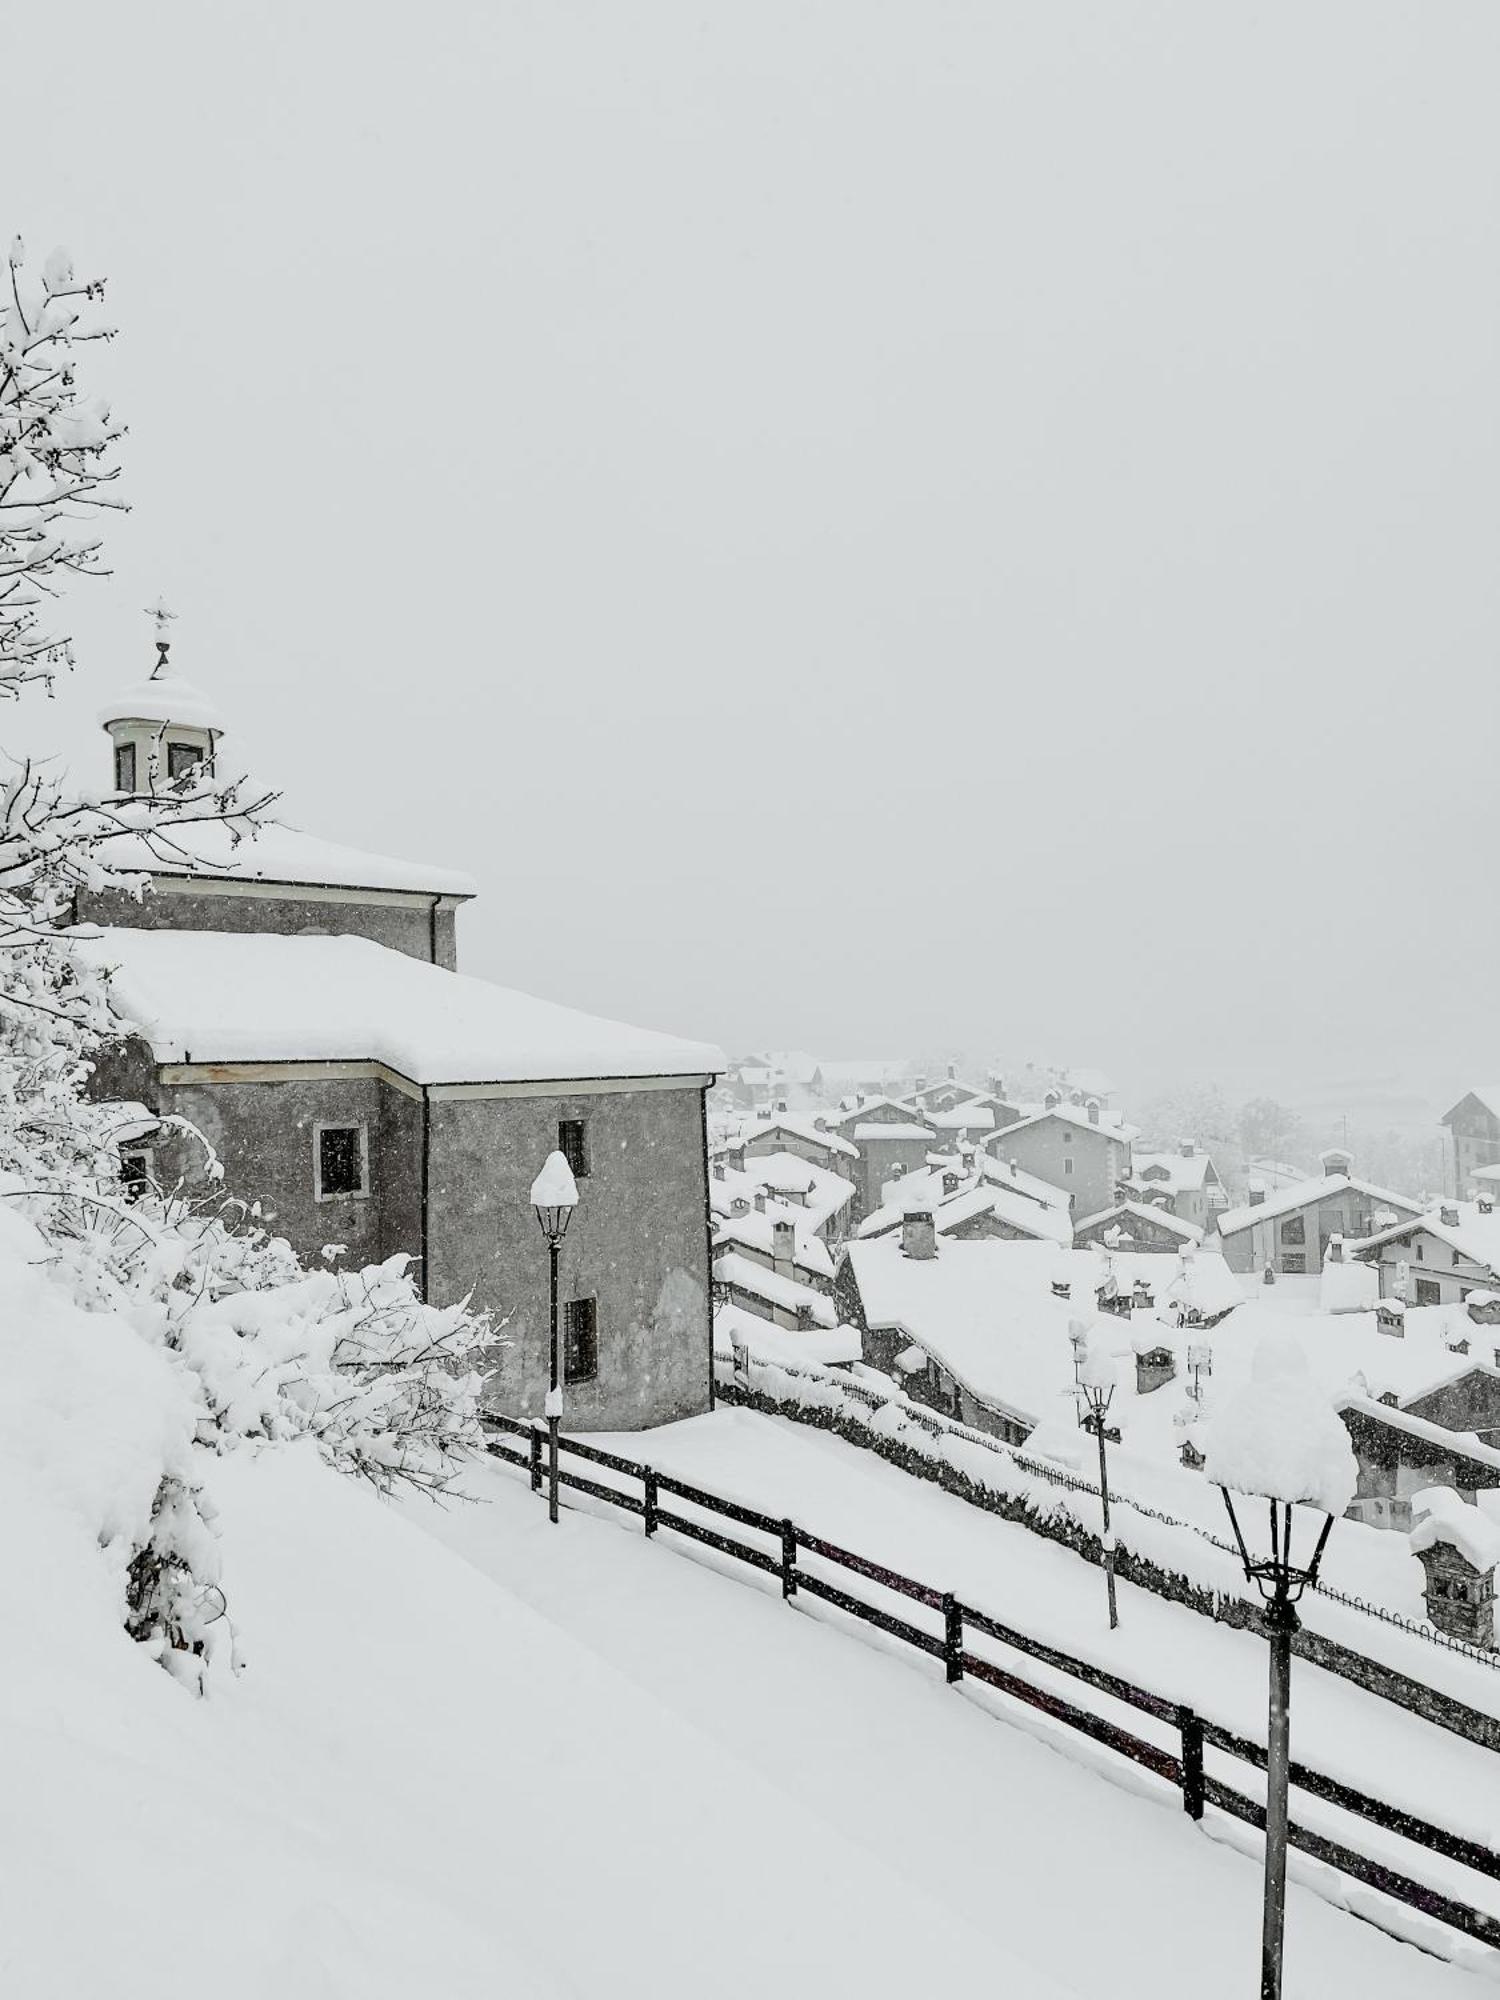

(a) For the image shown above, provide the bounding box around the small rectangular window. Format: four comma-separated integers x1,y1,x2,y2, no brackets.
558,1119,590,1179
114,743,137,792
316,1123,369,1200
166,741,200,782
1280,1215,1306,1246
119,1146,153,1202
1063,1158,1074,1176
564,1296,598,1383
1282,1252,1306,1274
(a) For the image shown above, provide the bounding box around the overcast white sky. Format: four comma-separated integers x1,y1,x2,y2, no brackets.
6,4,1498,1116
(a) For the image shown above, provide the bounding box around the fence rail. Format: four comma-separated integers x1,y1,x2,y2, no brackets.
482,1412,1500,1956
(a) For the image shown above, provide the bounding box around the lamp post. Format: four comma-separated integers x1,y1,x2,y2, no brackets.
1069,1320,1121,1630
1207,1336,1355,2000
530,1149,581,1526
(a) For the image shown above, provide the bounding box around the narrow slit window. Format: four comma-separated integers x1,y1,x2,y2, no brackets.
316,1123,369,1200
114,743,137,793
558,1119,590,1179
564,1296,598,1384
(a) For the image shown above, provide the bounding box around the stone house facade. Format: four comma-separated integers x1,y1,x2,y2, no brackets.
1443,1090,1500,1200
989,1105,1132,1223
1214,1166,1421,1277
81,647,721,1432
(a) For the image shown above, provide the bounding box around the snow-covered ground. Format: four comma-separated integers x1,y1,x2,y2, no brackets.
427,1442,1497,1995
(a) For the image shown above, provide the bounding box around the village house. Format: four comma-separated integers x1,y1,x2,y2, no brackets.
1211,1151,1421,1276
854,1155,1072,1249
80,639,723,1432
1353,1199,1500,1308
821,1096,937,1219
1442,1088,1500,1199
989,1099,1135,1221
708,1150,857,1245
738,1112,861,1179
1124,1145,1228,1231
1073,1201,1203,1255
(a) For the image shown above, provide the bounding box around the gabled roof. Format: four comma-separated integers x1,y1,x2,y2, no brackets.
1352,1200,1500,1282
994,1102,1134,1147
79,928,723,1086
1129,1151,1219,1196
1075,1201,1203,1246
96,816,477,900
857,1171,1072,1248
824,1094,916,1130
1215,1173,1421,1241
712,1252,837,1327
1444,1088,1500,1127
711,1212,835,1281
741,1114,859,1159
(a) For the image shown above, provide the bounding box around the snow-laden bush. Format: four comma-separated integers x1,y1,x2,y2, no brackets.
0,235,490,1689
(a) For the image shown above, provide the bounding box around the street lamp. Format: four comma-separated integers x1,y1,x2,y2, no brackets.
1069,1319,1121,1630
530,1149,581,1525
1207,1336,1356,2000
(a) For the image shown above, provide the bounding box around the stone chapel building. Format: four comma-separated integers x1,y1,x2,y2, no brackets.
77,634,723,1431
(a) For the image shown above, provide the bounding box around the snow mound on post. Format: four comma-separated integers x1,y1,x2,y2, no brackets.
1206,1334,1358,1513
530,1151,579,1210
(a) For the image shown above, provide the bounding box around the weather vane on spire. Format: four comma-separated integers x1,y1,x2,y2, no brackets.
144,596,177,678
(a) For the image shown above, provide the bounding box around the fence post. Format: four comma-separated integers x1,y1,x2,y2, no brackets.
529,1425,543,1495
782,1519,798,1600
643,1466,658,1538
944,1594,963,1684
1178,1704,1205,1822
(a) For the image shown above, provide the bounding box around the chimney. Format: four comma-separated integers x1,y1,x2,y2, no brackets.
942,1170,961,1197
901,1206,937,1260
1044,1089,1062,1110
1248,1187,1265,1207
1179,1139,1194,1159
753,1192,767,1213
914,1075,927,1094
988,1073,1005,1101
1441,1205,1460,1227
1480,1196,1495,1216
1327,1234,1344,1264
771,1217,796,1268
712,1160,727,1182
946,1061,957,1081
1009,1158,1020,1176
728,1144,746,1172
776,1098,789,1115
814,1116,829,1131
1087,1099,1100,1126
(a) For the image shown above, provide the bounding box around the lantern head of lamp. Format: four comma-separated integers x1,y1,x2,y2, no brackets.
1217,1487,1335,1621
530,1151,581,1249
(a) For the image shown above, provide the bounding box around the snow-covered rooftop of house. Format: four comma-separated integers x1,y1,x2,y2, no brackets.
812,1058,911,1089
741,1114,859,1159
713,1301,861,1368
1215,1173,1421,1241
858,1171,1073,1249
1075,1201,1203,1246
824,1095,915,1130
1320,1256,1379,1315
1130,1150,1217,1196
709,1152,855,1232
96,815,478,899
78,929,724,1086
994,1102,1135,1146
929,1104,996,1132
711,1211,835,1280
842,1238,1240,1429
711,1252,837,1328
1354,1200,1500,1281
852,1120,935,1143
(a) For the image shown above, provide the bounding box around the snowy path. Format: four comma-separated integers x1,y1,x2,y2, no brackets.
423,1444,1497,1998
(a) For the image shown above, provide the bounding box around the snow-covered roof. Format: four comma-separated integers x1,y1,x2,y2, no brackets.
741,1114,859,1160
713,1301,861,1368
994,1103,1134,1147
852,1121,934,1143
1353,1200,1500,1282
1129,1151,1217,1196
96,815,478,900
708,1152,855,1232
79,929,724,1086
1215,1174,1421,1241
811,1058,911,1089
98,664,222,733
929,1104,996,1132
824,1095,916,1130
1319,1257,1379,1316
711,1212,835,1281
858,1172,1073,1249
711,1252,837,1327
1075,1201,1203,1246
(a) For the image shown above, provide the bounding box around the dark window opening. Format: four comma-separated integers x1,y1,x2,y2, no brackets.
1280,1214,1305,1245
558,1119,590,1179
119,1147,153,1202
317,1124,367,1199
166,741,201,782
1415,1277,1442,1307
114,743,137,793
1281,1252,1306,1274
564,1296,598,1384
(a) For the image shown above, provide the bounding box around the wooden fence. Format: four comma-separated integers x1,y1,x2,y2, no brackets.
483,1412,1500,1958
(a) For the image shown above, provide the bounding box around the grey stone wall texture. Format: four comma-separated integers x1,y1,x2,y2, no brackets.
76,883,457,967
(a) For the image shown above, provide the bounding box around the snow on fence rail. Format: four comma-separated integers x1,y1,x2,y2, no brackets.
482,1412,1500,1958
714,1339,1500,1675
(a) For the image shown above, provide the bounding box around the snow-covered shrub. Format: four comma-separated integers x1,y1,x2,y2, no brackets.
0,235,489,1687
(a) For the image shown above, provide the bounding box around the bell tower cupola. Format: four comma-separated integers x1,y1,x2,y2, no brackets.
100,599,222,794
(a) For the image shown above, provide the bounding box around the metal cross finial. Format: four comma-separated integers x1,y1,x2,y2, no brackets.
144,596,177,677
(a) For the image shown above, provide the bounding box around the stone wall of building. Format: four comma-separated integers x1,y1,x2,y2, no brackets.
999,1118,1126,1224
75,882,458,967
427,1082,712,1431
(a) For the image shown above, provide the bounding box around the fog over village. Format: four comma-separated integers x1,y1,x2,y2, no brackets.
4,7,1500,1999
